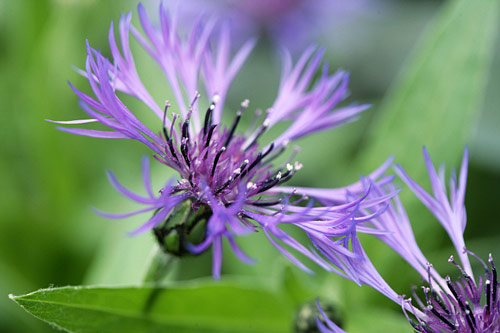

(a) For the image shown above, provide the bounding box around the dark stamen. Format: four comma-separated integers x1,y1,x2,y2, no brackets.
240,143,275,179
257,172,281,194
182,120,190,141
278,172,294,185
205,124,217,148
431,290,450,315
215,176,236,194
239,159,249,172
446,277,474,332
188,171,194,187
224,100,248,148
216,160,249,194
232,159,249,182
486,279,492,314
446,278,464,310
244,118,269,151
464,301,476,329
211,147,226,177
167,138,179,162
241,154,261,179
181,138,191,168
203,102,215,135
429,306,455,331
490,255,497,305
465,313,476,333
262,143,275,159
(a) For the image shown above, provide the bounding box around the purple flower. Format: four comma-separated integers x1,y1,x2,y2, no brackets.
50,3,390,279
161,0,339,50
318,147,500,332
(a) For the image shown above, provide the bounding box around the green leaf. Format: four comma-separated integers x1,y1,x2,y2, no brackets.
360,0,500,177
345,308,410,333
9,282,293,333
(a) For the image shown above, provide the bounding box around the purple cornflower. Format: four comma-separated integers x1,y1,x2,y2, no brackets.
50,3,391,279
318,147,499,333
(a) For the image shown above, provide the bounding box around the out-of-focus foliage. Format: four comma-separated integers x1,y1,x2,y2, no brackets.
360,0,499,179
1,0,499,332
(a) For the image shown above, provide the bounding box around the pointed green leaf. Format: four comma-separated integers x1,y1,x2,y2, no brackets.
10,283,293,333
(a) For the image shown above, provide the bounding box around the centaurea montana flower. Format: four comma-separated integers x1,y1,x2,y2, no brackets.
50,3,393,279
317,147,499,333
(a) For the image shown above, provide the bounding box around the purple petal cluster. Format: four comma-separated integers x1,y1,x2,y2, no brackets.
52,4,390,279
318,147,500,332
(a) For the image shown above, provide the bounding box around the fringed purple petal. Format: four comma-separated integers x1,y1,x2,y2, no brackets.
56,127,128,139
263,228,314,274
395,147,472,277
107,170,158,204
225,232,255,265
93,206,160,219
128,206,171,236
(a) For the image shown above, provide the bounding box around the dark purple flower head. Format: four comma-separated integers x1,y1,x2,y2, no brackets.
317,147,500,332
51,3,391,279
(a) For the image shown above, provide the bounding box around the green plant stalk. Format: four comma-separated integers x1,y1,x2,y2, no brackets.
142,245,175,284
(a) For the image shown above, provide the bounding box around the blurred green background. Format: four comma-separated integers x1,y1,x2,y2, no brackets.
1,0,499,332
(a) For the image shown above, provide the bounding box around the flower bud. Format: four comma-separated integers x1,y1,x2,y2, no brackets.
153,200,210,256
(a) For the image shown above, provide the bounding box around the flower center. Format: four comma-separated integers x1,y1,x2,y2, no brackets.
158,94,301,207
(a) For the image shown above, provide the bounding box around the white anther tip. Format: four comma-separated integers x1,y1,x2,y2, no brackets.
212,94,220,103
241,99,250,108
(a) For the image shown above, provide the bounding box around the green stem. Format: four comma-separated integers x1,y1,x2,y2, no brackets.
143,245,175,284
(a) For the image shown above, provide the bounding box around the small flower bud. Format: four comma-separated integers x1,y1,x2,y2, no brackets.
153,199,210,256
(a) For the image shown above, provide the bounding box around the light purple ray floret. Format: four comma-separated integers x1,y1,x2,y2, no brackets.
394,146,471,277
51,3,392,279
